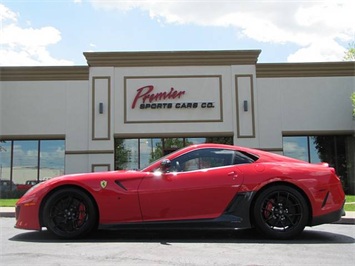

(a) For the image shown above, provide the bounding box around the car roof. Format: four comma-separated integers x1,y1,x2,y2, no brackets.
175,143,306,164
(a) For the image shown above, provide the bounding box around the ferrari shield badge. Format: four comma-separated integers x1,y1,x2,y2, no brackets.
100,180,107,189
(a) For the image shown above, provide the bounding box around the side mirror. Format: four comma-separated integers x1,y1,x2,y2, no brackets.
160,159,171,173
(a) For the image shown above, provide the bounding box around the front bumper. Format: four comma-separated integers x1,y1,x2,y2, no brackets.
15,204,41,230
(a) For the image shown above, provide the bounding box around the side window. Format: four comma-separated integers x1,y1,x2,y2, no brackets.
233,151,256,164
170,148,236,172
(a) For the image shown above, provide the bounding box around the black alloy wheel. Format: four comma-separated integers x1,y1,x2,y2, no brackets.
43,188,97,239
253,185,309,239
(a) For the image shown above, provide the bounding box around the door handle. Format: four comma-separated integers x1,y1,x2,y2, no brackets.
228,171,238,177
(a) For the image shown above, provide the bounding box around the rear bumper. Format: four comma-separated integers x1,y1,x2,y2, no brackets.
311,204,345,226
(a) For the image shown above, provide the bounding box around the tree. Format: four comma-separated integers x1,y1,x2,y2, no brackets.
351,92,355,117
114,139,131,170
312,136,350,193
344,41,355,61
0,141,6,152
149,138,187,162
344,43,355,116
206,137,233,145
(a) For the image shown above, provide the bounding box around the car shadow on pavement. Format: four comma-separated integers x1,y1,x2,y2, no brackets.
9,227,355,244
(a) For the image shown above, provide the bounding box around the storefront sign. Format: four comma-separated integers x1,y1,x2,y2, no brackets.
124,75,222,123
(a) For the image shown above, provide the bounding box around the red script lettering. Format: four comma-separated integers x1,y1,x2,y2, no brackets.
131,85,185,109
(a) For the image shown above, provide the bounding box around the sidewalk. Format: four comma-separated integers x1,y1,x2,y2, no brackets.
1,207,354,224
334,210,355,224
0,207,16,218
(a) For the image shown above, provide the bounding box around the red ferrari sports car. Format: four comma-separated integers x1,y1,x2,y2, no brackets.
15,143,345,240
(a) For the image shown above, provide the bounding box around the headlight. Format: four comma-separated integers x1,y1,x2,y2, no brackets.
23,181,45,196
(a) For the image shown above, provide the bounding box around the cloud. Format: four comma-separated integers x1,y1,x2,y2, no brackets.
2,141,65,169
2,1,353,65
287,39,346,62
90,0,355,62
283,141,307,162
0,3,17,22
0,4,74,66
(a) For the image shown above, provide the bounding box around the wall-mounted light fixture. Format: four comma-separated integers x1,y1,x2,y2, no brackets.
99,102,104,114
243,100,248,112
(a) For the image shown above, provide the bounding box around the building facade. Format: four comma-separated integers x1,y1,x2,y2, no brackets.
0,50,354,193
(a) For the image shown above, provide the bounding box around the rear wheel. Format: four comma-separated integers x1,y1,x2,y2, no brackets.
253,185,309,239
43,188,97,239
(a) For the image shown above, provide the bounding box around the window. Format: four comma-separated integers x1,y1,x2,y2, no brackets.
115,139,138,170
12,140,39,183
39,140,65,179
0,141,11,181
169,148,254,172
283,136,309,162
114,137,233,170
0,140,65,189
234,151,257,164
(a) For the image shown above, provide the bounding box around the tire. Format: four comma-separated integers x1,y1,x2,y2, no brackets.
253,185,309,240
43,188,98,239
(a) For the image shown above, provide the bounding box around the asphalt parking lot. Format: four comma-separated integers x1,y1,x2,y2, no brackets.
1,217,354,266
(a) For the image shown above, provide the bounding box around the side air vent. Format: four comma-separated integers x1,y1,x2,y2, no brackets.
115,180,127,191
321,191,329,208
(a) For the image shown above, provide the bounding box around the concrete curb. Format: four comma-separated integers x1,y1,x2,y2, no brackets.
1,208,354,224
332,217,355,225
0,212,15,218
0,207,16,218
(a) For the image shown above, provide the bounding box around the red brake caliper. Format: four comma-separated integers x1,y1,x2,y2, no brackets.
263,200,275,219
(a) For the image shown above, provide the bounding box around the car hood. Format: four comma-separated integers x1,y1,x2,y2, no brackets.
23,170,150,197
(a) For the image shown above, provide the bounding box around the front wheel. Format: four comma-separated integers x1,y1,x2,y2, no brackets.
253,185,309,239
43,188,98,239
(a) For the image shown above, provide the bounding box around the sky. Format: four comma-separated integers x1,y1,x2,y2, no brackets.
0,140,65,169
0,0,354,66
